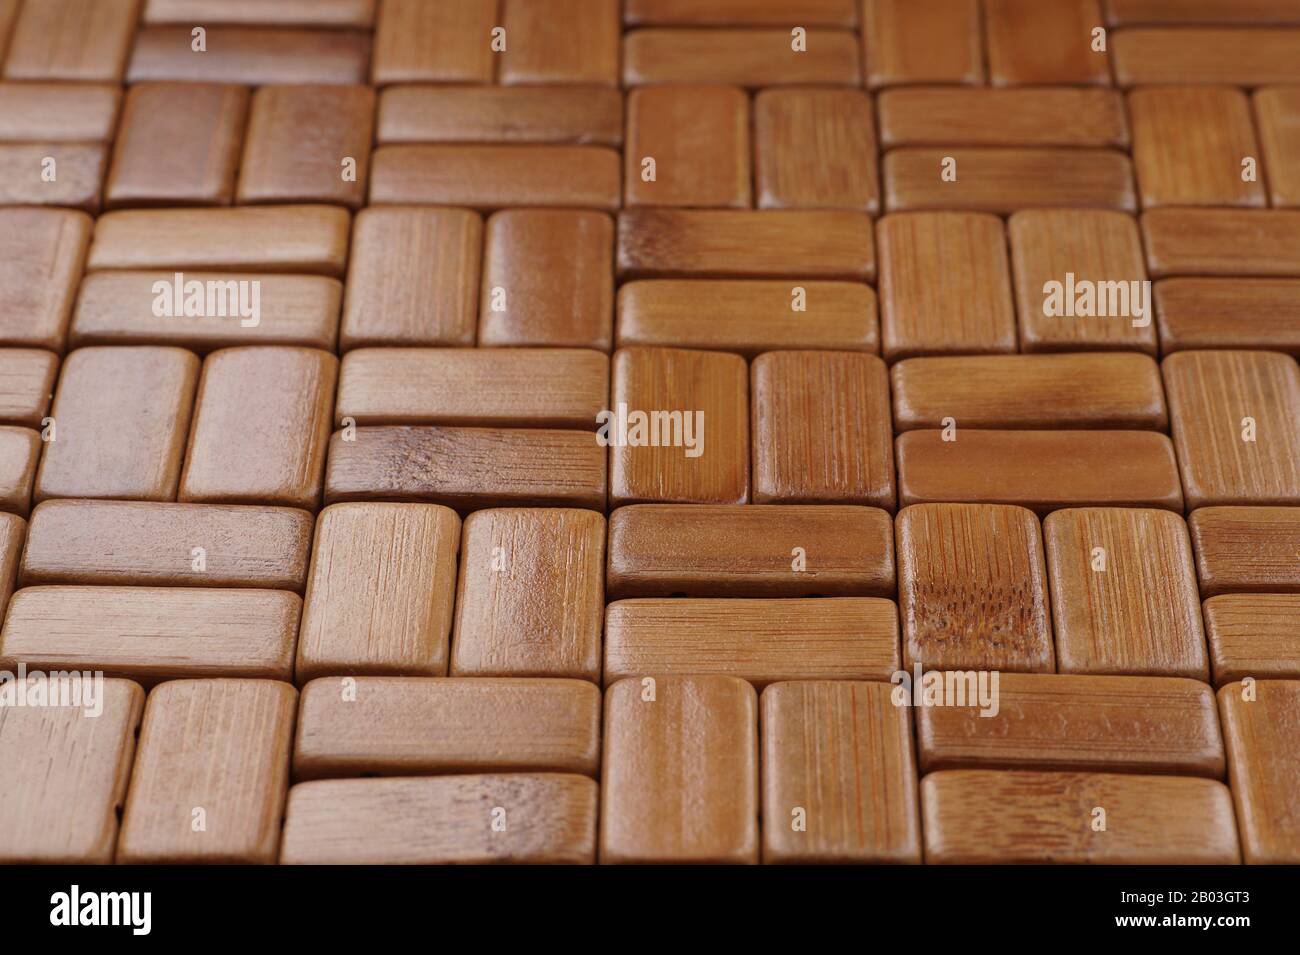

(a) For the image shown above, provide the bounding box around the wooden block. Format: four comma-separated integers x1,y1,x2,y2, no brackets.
0,0,15,68
0,678,142,863
1008,209,1155,354
1256,87,1300,207
625,85,750,209
897,430,1184,515
0,349,57,428
752,351,894,507
282,774,598,864
607,504,895,598
604,597,900,687
0,82,120,141
618,210,875,281
179,347,338,509
371,145,620,212
377,86,623,147
326,426,606,512
0,143,105,213
2,0,138,81
754,89,877,212
0,210,82,350
0,586,300,684
295,677,600,779
88,207,351,277
877,212,1015,361
1044,508,1208,679
21,499,313,591
297,503,458,682
0,427,38,517
1205,594,1300,685
0,511,20,616
1107,0,1300,23
451,509,604,681
623,28,860,87
118,679,295,863
761,680,920,863
892,354,1167,431
1189,506,1300,595
342,207,479,350
128,26,370,85
1143,210,1300,277
601,675,757,863
626,0,857,25
479,210,613,350
1113,28,1300,86
884,148,1136,214
609,346,748,505
985,0,1109,86
862,0,983,88
145,0,376,27
1163,350,1300,508
922,769,1240,863
1219,679,1300,862
878,89,1127,148
500,0,618,86
917,673,1224,777
371,0,495,85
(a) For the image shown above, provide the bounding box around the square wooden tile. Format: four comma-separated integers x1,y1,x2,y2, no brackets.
1205,594,1300,686
754,89,878,212
145,0,376,27
1219,679,1300,862
985,0,1109,86
0,82,120,142
626,0,857,25
1189,506,1300,596
0,143,106,212
377,86,623,147
0,349,57,428
878,88,1128,149
1113,28,1300,86
0,209,90,352
623,28,860,87
2,0,138,82
1142,210,1300,277
500,0,619,86
862,0,983,88
1255,87,1300,207
371,0,495,85
0,427,40,517
128,26,371,85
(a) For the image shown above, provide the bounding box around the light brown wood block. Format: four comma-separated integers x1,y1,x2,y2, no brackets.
877,212,1015,361
1113,28,1300,86
0,511,20,616
1044,507,1208,679
0,586,300,684
1008,209,1155,354
128,26,371,85
88,207,351,277
0,0,17,68
1159,280,1300,357
297,502,459,682
617,210,875,281
0,82,119,141
897,430,1185,515
371,0,495,85
0,349,56,428
601,675,757,863
118,679,295,863
761,680,920,863
1256,87,1300,207
623,28,860,87
2,0,138,81
282,773,598,864
0,209,90,352
1107,0,1300,22
295,677,600,780
1163,350,1300,508
0,427,38,517
985,0,1109,86
917,674,1224,777
500,0,618,86
325,426,607,512
105,83,247,208
451,509,604,682
1205,594,1300,685
922,769,1240,863
609,346,748,505
0,142,105,212
626,0,856,25
1219,679,1300,862
753,88,877,212
752,351,894,507
604,597,900,687
1143,210,1300,277
179,347,337,509
862,0,983,88
892,354,1167,431
0,678,142,863
145,0,375,27
607,504,894,598
625,85,749,209
878,89,1127,148
377,86,623,147
1189,506,1300,595
479,210,613,350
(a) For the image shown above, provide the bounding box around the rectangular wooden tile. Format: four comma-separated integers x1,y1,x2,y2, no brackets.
1219,679,1300,862
0,349,57,428
118,679,295,863
0,82,119,141
896,431,1184,514
862,0,983,88
754,89,877,212
2,0,138,81
371,0,495,85
1143,210,1300,277
500,0,618,86
128,26,370,85
1107,0,1300,22
179,347,337,509
1044,508,1208,679
604,597,900,687
1113,28,1300,86
623,28,860,87
0,511,20,616
0,427,39,517
294,677,601,779
601,675,757,863
922,769,1240,863
985,0,1109,85
377,86,622,146
626,0,856,25
1205,594,1300,685
878,89,1127,148
282,774,598,864
1190,506,1300,595
0,586,300,683
0,0,16,68
761,680,919,863
0,678,142,863
0,209,89,352
752,351,894,507
607,504,894,598
0,142,105,213
1256,87,1300,207
625,85,750,209
451,509,604,682
145,0,376,27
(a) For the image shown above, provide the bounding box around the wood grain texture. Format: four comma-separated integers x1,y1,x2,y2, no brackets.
879,88,1127,148
500,0,618,86
1156,279,1300,359
0,427,40,517
761,680,920,863
1255,87,1300,207
606,504,895,598
0,586,300,684
0,82,120,141
1113,28,1300,86
0,678,142,863
862,0,983,88
754,89,878,212
377,86,623,146
601,675,757,863
626,0,857,25
1219,679,1300,862
145,0,376,27
451,508,605,681
1044,508,1208,679
297,503,460,681
1107,0,1300,23
0,208,90,351
0,511,20,618
984,0,1109,86
623,28,860,87
1189,506,1300,595
1205,594,1300,685
371,0,495,85
282,773,598,864
2,0,138,81
294,677,601,779
625,85,750,209
0,142,106,213
1142,210,1300,277
0,349,57,427
604,597,900,687
128,26,371,85
117,679,295,863
922,769,1240,863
